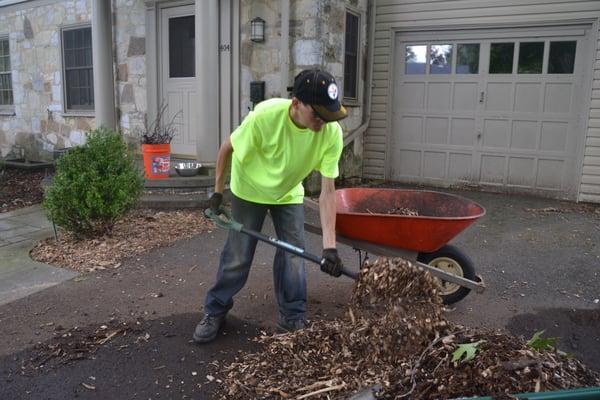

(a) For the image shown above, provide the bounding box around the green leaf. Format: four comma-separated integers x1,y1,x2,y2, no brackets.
527,330,559,351
452,340,485,363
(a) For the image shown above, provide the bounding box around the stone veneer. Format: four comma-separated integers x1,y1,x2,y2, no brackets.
0,0,147,161
1,0,366,180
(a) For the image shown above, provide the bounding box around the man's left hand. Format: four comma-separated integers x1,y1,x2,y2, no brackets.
321,248,343,277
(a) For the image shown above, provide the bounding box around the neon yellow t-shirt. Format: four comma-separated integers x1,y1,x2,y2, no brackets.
229,98,343,204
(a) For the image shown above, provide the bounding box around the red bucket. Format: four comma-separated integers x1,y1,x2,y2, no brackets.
142,143,171,179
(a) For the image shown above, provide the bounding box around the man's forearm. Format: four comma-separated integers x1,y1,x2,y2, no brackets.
214,139,233,194
319,177,337,249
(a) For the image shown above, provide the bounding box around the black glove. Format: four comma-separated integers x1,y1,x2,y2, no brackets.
209,192,224,214
321,248,343,277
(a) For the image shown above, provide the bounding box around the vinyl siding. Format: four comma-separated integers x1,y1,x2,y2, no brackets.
364,0,600,203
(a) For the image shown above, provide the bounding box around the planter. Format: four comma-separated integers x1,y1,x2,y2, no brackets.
141,143,171,179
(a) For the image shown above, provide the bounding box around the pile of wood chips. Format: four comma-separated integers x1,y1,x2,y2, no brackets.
30,210,213,272
215,258,600,399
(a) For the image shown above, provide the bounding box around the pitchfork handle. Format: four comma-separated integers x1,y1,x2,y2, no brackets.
204,208,358,280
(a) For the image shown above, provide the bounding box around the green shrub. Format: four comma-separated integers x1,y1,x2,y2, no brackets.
43,128,143,237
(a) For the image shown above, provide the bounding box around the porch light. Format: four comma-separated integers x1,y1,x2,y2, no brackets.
250,17,265,42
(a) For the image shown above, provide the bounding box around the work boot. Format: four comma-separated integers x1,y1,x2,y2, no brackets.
276,317,308,333
192,314,225,344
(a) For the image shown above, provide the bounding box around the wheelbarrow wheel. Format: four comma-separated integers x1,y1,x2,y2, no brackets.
417,244,476,305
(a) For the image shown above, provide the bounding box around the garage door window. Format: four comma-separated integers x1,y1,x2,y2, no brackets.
548,41,576,74
405,45,427,74
518,42,544,74
430,44,452,74
489,42,514,74
456,43,479,74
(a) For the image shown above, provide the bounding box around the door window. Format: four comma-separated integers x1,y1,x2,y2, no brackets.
548,41,576,74
169,15,195,78
405,45,427,74
518,42,544,74
456,43,479,74
489,42,514,74
429,44,452,74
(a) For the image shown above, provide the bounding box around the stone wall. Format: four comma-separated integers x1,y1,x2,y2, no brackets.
0,0,147,161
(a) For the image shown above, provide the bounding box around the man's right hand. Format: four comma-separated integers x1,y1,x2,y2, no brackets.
209,192,223,214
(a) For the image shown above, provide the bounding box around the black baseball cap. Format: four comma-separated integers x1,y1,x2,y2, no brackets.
290,69,347,122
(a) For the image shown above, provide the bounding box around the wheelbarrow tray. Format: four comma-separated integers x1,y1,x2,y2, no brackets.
336,188,486,253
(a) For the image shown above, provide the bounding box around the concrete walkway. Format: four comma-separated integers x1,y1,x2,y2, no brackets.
0,205,77,306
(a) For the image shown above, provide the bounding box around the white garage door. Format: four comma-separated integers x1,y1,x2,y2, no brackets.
391,25,593,198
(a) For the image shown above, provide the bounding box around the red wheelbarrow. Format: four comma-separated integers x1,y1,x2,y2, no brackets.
305,188,487,304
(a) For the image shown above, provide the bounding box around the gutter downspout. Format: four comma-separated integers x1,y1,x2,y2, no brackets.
343,0,375,147
280,0,290,96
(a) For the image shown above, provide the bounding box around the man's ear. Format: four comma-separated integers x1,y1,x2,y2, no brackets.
290,97,301,108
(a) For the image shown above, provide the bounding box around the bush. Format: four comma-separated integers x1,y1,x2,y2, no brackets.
43,128,143,237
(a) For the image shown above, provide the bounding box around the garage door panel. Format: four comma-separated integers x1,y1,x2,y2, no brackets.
396,150,421,177
514,83,541,113
450,118,476,146
480,155,506,184
480,155,506,183
508,157,536,186
449,153,473,180
537,159,564,189
486,82,512,111
453,82,478,111
540,121,568,151
511,120,539,150
425,117,449,144
427,82,451,110
544,83,572,113
398,116,423,143
400,82,425,109
483,119,510,148
423,151,446,179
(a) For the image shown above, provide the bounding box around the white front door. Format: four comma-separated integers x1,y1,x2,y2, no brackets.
159,4,197,156
391,25,593,199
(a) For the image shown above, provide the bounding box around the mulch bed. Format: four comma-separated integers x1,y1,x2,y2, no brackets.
0,169,45,213
214,258,600,399
30,210,214,272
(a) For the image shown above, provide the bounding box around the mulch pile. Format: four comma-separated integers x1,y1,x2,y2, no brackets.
0,169,45,213
215,258,600,399
30,210,214,272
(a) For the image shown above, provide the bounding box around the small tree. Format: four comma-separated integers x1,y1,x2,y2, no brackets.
43,128,143,237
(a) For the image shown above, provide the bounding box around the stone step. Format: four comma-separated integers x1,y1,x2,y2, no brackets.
144,175,214,189
138,192,210,209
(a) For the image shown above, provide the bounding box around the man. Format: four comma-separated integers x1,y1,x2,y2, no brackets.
193,69,347,344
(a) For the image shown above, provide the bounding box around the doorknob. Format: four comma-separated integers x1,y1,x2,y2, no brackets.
479,91,485,104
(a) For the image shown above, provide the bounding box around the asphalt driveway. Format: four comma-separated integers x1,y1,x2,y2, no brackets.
0,187,599,399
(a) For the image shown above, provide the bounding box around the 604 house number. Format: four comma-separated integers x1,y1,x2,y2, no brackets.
219,44,230,52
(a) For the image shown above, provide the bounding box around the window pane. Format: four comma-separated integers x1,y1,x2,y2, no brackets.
548,41,576,74
518,42,544,74
344,12,359,99
64,30,73,50
456,43,479,74
405,45,426,74
430,44,452,74
489,42,514,74
169,15,195,78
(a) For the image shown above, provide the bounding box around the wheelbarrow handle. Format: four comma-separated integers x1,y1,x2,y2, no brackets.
204,208,358,280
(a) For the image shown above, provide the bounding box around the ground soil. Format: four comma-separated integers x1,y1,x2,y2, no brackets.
1,185,599,399
0,168,45,213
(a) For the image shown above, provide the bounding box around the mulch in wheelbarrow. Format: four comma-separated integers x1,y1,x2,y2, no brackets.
213,258,600,399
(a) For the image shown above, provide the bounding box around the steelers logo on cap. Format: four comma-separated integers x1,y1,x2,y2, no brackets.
327,83,338,100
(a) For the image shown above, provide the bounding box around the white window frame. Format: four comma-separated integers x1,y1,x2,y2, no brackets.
343,9,361,103
0,35,14,114
61,24,95,114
